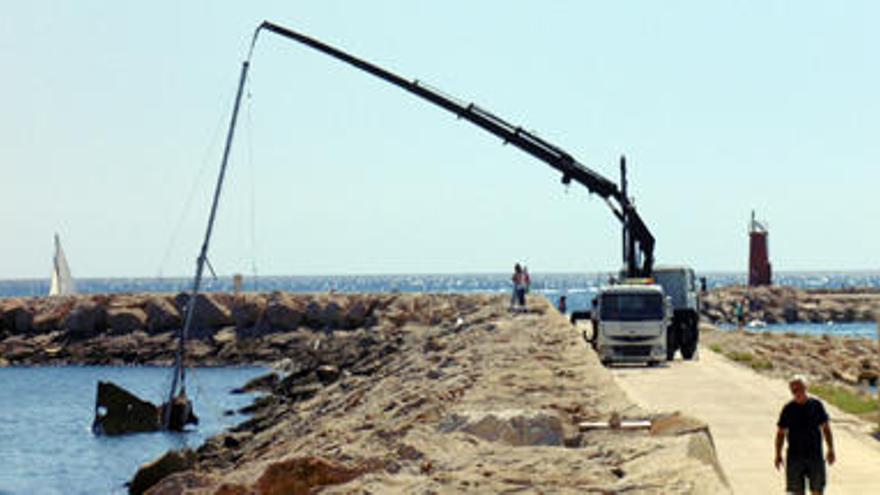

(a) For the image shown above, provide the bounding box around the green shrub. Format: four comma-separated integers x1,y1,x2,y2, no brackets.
811,383,878,415
726,351,754,363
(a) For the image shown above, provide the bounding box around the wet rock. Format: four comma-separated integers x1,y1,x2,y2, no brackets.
129,449,195,495
232,372,280,394
107,308,147,334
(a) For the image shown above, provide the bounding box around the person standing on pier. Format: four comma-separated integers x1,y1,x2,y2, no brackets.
735,299,745,331
510,264,523,310
775,375,835,495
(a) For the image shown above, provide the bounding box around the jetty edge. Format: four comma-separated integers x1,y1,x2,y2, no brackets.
702,285,879,325
1,292,728,493
128,294,728,494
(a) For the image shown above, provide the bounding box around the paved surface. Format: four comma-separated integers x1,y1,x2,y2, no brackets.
610,347,880,494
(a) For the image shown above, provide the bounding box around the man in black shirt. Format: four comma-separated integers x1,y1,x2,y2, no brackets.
775,375,835,494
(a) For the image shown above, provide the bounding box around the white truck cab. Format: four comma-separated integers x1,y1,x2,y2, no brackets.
591,283,669,366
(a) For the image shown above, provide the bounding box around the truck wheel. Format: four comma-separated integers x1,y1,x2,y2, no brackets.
681,317,698,360
666,327,678,361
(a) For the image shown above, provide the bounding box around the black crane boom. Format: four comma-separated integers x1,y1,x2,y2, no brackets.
254,21,655,276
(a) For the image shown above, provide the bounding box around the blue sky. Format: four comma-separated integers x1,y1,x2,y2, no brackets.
1,1,877,278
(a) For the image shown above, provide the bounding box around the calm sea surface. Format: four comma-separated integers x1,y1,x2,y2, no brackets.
0,366,266,495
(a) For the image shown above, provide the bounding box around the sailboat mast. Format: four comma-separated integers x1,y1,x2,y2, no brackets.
164,59,251,428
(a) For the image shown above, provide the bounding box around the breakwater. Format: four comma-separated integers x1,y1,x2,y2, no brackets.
700,323,879,389
1,293,729,493
0,292,424,366
129,295,728,494
701,285,880,325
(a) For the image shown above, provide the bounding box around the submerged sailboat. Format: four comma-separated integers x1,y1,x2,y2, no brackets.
49,233,76,296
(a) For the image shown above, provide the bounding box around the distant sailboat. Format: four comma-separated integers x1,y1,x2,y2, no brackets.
49,233,76,296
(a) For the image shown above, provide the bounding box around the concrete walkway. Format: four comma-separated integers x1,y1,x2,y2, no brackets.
610,348,880,494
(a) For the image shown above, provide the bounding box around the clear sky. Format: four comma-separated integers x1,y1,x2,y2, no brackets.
1,1,877,279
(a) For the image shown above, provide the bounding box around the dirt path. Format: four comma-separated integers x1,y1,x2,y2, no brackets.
610,347,880,494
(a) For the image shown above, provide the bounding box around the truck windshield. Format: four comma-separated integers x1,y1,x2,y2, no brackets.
600,293,664,321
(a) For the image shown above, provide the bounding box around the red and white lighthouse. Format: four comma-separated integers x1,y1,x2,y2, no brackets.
748,210,772,286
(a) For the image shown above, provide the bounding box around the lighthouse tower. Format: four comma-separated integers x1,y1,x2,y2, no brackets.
748,211,772,286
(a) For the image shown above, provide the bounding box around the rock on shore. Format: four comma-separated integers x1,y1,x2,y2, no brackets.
131,295,727,494
701,285,880,325
700,323,879,391
0,292,401,366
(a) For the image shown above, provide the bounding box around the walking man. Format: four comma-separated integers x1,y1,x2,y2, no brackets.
775,375,835,494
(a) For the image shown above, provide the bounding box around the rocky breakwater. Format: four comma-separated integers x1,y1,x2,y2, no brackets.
133,295,729,494
700,323,879,392
0,292,405,366
701,285,880,325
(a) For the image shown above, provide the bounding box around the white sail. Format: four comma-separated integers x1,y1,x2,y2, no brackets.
49,233,76,296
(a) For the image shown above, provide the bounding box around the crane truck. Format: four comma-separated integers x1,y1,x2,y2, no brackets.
227,21,699,364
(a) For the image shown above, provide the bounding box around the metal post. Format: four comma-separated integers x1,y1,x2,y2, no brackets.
164,59,251,429
620,156,628,276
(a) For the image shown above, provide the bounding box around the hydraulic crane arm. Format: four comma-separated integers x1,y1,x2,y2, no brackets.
250,21,655,276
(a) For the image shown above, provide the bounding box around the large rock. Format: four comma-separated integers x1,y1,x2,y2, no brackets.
107,308,147,334
254,456,367,495
320,300,346,329
64,301,107,337
145,296,181,334
440,410,565,447
343,297,372,328
129,449,195,495
10,305,34,335
231,295,265,331
32,299,75,334
303,299,326,329
263,294,303,332
174,293,233,330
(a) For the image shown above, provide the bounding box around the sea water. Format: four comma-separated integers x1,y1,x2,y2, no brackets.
717,321,878,340
0,366,266,495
